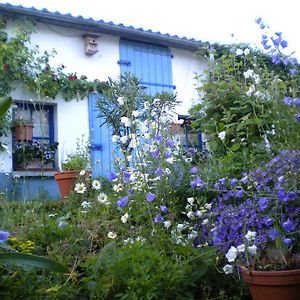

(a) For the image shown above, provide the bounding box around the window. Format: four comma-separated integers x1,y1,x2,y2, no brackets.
12,102,57,171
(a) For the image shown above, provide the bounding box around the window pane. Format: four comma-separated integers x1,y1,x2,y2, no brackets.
32,109,49,138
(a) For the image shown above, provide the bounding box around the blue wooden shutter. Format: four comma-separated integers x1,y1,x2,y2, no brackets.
119,39,175,95
88,93,114,177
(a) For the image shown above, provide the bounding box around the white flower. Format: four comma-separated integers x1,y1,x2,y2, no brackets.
120,116,131,127
92,180,101,190
120,135,128,144
74,183,86,194
247,245,257,256
195,210,203,218
113,183,123,192
127,155,133,162
202,218,209,225
187,211,194,219
243,69,254,79
187,197,194,205
79,170,86,176
246,85,255,96
144,101,150,109
218,131,226,141
117,97,124,105
97,193,109,204
204,203,212,210
81,201,92,209
223,264,234,274
245,230,256,242
129,138,139,149
225,246,238,262
188,230,198,239
164,220,172,229
166,157,174,164
237,244,245,253
177,223,185,231
244,48,250,56
236,48,243,56
107,232,117,239
132,110,140,117
112,135,119,143
121,213,129,223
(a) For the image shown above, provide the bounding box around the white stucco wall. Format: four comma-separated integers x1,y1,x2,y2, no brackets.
171,47,207,116
0,18,207,174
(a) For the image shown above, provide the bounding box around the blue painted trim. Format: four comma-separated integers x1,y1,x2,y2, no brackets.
0,3,206,51
140,81,176,89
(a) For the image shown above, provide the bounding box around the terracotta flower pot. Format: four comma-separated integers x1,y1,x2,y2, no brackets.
54,171,79,200
240,266,300,300
14,123,34,141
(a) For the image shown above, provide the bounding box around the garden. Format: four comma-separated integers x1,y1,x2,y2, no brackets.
1,18,300,299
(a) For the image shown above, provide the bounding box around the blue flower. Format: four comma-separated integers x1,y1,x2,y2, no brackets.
150,148,159,158
258,197,269,211
117,196,129,208
281,40,288,48
283,96,293,106
282,219,295,232
0,230,10,243
190,177,205,190
160,205,168,213
283,238,293,247
108,172,117,181
290,69,297,76
295,114,300,122
230,178,237,186
268,229,280,240
166,139,175,149
294,98,300,106
154,214,164,223
155,167,163,176
287,191,297,200
165,151,172,159
146,192,156,203
154,134,162,143
190,166,198,174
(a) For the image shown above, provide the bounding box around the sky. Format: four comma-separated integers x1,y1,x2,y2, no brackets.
1,0,299,58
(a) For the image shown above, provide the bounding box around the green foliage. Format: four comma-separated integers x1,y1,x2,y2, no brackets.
81,240,212,300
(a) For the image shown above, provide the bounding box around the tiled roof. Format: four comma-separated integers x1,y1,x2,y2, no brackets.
0,3,206,50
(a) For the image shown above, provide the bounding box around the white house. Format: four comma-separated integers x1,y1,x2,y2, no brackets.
0,3,207,200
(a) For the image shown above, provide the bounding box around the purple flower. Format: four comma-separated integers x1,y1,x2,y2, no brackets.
123,171,132,179
150,148,159,158
165,151,172,159
268,229,280,240
0,230,10,242
160,205,168,213
290,69,297,76
281,40,288,48
258,197,269,211
154,134,162,143
288,191,297,200
166,139,175,149
235,190,244,198
190,166,198,174
260,23,265,29
229,47,235,54
190,177,204,190
154,214,164,223
230,178,237,186
294,98,300,106
283,96,293,106
146,192,156,203
278,190,288,202
295,114,300,122
117,196,129,208
58,222,66,228
283,238,293,247
155,167,163,176
282,219,295,232
108,172,117,181
272,53,280,64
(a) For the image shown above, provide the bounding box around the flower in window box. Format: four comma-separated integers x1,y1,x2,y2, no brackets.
14,139,58,168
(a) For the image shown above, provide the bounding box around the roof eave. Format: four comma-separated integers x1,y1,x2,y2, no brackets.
0,4,204,50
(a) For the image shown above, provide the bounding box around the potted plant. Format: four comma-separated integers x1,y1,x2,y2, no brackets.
12,117,34,141
54,141,91,200
192,150,300,300
14,139,58,170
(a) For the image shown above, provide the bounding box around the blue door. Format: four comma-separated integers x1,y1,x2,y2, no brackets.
118,39,175,95
88,92,114,177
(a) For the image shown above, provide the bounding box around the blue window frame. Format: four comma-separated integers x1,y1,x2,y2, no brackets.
12,102,56,170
